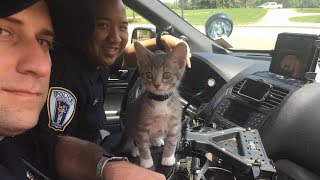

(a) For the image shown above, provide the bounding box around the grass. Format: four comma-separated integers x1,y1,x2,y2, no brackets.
173,8,267,25
289,15,320,23
126,7,267,25
296,8,320,13
290,8,320,23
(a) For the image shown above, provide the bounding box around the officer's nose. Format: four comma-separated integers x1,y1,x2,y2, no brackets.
108,27,122,43
16,39,51,78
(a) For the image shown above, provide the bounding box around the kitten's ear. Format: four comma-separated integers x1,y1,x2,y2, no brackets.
169,42,188,68
134,41,152,68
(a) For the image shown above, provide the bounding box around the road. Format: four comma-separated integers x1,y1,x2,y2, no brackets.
128,9,320,50
230,9,320,50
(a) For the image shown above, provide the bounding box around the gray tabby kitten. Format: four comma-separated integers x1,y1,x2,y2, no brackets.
123,41,187,168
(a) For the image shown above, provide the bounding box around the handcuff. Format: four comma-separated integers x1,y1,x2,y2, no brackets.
96,154,128,180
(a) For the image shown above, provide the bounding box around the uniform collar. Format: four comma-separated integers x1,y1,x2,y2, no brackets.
90,65,109,84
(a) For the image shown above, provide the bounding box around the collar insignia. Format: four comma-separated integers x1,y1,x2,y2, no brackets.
93,97,99,106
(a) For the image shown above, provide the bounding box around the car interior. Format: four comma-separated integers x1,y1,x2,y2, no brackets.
48,0,320,179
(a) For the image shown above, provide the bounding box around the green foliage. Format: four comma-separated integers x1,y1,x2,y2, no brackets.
162,1,180,9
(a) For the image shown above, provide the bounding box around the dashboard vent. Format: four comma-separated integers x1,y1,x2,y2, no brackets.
232,78,289,109
261,86,289,109
231,79,246,95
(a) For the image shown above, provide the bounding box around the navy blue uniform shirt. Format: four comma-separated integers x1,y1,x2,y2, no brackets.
39,46,121,143
0,126,58,179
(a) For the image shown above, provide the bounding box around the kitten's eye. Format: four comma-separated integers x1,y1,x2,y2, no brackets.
163,72,171,79
145,72,153,79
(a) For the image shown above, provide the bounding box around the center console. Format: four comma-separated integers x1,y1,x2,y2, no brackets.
212,71,304,129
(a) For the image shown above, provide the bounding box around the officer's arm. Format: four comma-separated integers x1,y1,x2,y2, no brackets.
122,35,190,68
54,136,165,180
54,136,103,180
122,38,157,68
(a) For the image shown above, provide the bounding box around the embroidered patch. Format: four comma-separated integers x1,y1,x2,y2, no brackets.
47,87,77,131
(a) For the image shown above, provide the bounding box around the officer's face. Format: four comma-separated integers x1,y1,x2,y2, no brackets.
0,0,53,138
88,0,129,65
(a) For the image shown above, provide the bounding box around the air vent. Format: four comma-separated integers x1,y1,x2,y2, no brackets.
232,78,289,109
231,79,246,95
261,86,289,109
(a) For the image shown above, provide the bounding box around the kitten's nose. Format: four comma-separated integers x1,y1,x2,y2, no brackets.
153,84,160,89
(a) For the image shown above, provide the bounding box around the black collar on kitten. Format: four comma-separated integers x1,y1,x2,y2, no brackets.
147,91,173,101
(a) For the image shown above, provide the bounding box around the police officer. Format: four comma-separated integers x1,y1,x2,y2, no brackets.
39,0,190,144
0,0,166,179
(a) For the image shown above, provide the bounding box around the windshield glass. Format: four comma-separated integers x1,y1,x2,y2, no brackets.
152,0,320,51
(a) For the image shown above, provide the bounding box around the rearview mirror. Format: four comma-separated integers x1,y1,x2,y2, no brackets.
131,27,156,44
205,13,233,40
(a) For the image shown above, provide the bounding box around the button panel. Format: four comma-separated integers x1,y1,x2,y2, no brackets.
214,98,267,129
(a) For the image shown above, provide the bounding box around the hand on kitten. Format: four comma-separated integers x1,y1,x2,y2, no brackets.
161,35,192,68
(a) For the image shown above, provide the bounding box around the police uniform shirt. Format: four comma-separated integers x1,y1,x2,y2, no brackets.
39,45,121,142
0,126,58,179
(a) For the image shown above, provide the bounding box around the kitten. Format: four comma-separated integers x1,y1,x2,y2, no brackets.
122,41,187,168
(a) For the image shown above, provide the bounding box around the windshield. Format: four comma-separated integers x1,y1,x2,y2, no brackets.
154,0,320,51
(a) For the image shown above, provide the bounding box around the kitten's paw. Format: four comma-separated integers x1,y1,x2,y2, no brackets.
131,146,140,157
151,138,164,147
161,155,175,166
140,158,153,168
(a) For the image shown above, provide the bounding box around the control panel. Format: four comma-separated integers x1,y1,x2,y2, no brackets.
214,98,268,129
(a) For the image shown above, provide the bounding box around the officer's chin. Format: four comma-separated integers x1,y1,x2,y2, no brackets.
10,113,39,136
101,54,117,66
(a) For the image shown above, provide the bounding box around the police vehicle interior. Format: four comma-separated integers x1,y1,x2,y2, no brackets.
50,0,320,179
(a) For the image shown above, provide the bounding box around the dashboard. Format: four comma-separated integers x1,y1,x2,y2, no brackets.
182,52,320,177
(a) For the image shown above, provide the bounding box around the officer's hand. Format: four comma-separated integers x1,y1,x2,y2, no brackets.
160,35,191,68
103,161,165,180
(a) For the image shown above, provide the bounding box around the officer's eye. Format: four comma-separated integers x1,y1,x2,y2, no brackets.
163,72,171,79
96,20,111,29
37,39,54,50
0,27,11,36
120,25,128,32
144,72,152,79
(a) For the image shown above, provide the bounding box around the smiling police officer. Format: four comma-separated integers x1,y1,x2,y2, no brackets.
0,0,165,179
39,0,190,144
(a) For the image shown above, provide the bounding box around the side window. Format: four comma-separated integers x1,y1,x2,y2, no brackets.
125,6,154,45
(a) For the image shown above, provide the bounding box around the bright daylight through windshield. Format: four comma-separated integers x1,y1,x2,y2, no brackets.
126,0,320,50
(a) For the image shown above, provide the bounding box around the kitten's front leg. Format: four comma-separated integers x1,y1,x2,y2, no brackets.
136,140,153,168
161,131,180,166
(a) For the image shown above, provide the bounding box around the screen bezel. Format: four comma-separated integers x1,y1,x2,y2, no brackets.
238,79,272,102
269,33,319,80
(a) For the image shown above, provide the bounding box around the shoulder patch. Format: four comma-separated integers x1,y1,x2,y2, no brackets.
47,87,77,131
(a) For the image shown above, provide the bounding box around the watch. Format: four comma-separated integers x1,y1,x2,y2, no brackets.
96,154,128,180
